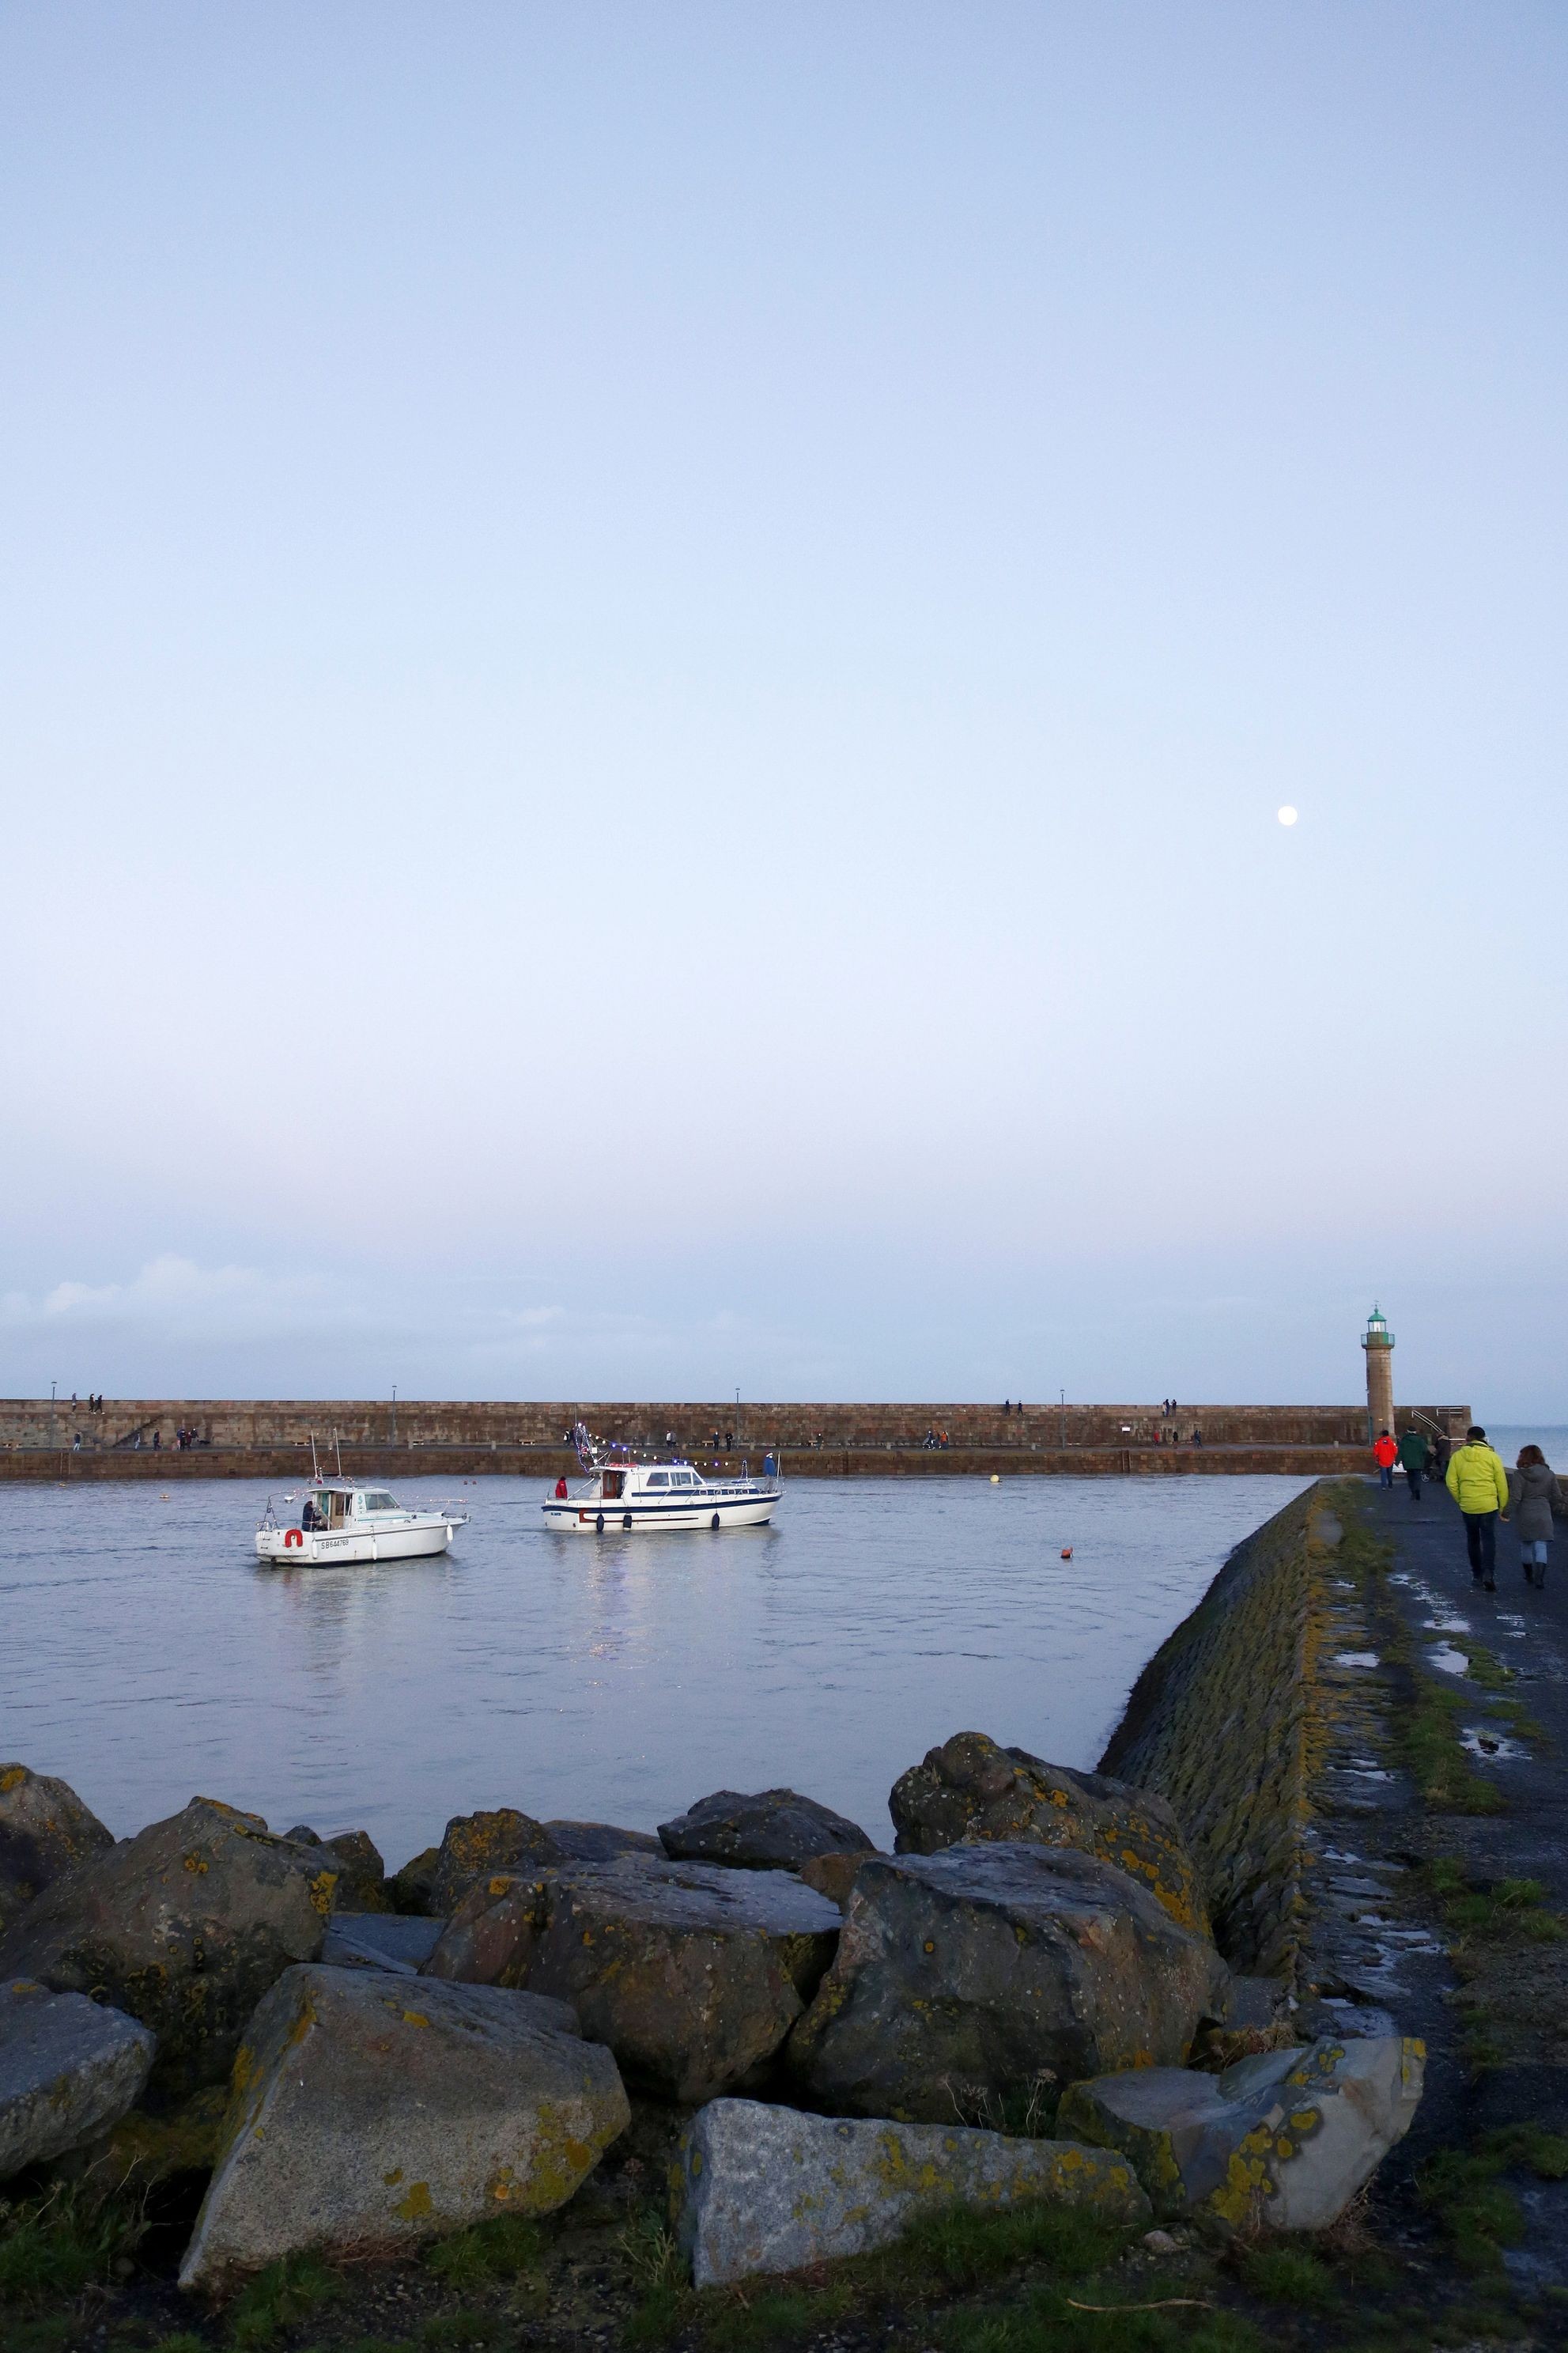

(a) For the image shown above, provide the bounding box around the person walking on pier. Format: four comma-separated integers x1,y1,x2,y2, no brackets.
1445,1424,1509,1591
1506,1444,1563,1589
1373,1429,1397,1488
1397,1426,1429,1504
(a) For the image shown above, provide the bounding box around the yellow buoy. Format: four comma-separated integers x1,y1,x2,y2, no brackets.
990,1473,1001,1485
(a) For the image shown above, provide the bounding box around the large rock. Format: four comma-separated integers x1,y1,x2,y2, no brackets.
431,1809,562,1915
790,1843,1228,2125
425,1857,841,2102
0,1765,115,1936
675,2098,1151,2286
890,1733,1208,1936
387,1845,441,1915
179,1964,628,2288
659,1788,874,1870
543,1821,663,1862
286,1827,391,1913
799,1851,878,1913
0,1799,338,2094
0,1978,156,2177
1057,2034,1426,2230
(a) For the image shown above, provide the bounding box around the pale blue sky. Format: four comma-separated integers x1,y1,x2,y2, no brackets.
2,3,1565,1409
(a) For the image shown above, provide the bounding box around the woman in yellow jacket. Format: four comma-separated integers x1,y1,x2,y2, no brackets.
1445,1424,1509,1591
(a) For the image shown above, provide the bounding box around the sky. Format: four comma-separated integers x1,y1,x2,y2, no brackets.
2,2,1565,1411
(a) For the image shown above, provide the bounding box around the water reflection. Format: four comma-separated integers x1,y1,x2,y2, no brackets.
0,1473,1310,1863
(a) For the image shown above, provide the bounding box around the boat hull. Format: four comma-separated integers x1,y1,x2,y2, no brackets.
542,1491,780,1534
255,1520,455,1566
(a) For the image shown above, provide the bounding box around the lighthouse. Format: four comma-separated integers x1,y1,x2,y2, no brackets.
1362,1303,1395,1442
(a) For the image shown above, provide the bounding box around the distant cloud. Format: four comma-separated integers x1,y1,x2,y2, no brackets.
0,1255,346,1339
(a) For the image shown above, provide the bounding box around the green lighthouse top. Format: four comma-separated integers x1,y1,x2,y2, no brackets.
1362,1303,1394,1349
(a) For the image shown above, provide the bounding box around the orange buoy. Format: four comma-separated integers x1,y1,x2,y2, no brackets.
1060,1546,1073,1559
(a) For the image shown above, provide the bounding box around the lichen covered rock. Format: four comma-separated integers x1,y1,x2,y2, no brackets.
0,1765,114,1936
0,1798,338,2094
179,1964,628,2287
890,1733,1208,1936
0,1978,156,2177
424,1857,841,2103
790,1843,1228,2124
287,1826,392,1913
659,1788,873,1871
431,1810,562,1916
542,1821,663,1862
674,2098,1150,2285
1056,2034,1425,2229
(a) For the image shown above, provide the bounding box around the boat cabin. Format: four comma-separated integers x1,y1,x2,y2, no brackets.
299,1481,406,1530
596,1466,705,1500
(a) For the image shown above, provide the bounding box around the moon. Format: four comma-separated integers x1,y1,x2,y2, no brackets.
1277,805,1298,827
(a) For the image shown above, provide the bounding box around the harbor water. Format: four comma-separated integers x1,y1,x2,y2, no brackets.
1,1473,1313,1863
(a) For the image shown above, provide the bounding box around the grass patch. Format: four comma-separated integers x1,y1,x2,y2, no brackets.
622,2281,687,2348
1459,1642,1516,1693
1424,1859,1566,1946
1412,2131,1568,2272
705,2283,853,2348
228,2253,346,2348
893,2199,1131,2291
1236,2243,1336,2308
423,2214,546,2291
939,2284,1263,2353
0,2175,149,2309
1398,1681,1506,1814
619,2207,690,2348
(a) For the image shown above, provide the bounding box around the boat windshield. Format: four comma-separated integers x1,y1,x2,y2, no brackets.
361,1491,399,1512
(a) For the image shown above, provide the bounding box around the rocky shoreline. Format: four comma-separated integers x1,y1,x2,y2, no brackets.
6,1475,1561,2351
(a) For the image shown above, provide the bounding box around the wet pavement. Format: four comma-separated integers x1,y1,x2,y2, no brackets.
1309,1473,1568,2289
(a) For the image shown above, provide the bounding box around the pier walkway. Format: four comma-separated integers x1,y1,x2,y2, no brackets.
1315,1476,1568,2293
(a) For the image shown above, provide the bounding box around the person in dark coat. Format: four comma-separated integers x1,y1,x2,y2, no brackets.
1506,1445,1564,1589
1397,1427,1429,1504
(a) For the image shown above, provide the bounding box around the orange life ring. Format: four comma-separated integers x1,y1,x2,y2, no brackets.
284,1527,303,1548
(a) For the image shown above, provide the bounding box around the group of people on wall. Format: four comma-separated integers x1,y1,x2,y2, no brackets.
1372,1423,1562,1591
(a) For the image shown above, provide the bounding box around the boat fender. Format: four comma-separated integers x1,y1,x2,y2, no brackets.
622,1511,633,1530
711,1512,720,1531
595,1511,605,1533
284,1527,303,1549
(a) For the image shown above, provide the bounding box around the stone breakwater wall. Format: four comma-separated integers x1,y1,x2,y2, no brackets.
6,1441,1393,1483
0,1398,1466,1481
1098,1482,1336,1983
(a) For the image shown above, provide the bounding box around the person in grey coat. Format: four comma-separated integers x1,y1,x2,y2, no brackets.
1505,1445,1564,1588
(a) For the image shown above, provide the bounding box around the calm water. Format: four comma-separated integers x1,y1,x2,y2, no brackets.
0,1474,1310,1869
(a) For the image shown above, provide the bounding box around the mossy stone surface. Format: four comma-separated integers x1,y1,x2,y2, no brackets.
179,1963,628,2288
0,1798,337,2094
674,2095,1150,2286
790,1841,1228,2125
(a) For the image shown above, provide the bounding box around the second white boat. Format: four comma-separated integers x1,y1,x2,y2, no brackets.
542,1456,780,1534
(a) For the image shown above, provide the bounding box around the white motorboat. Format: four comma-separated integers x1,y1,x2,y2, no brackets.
542,1426,781,1534
256,1478,467,1567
